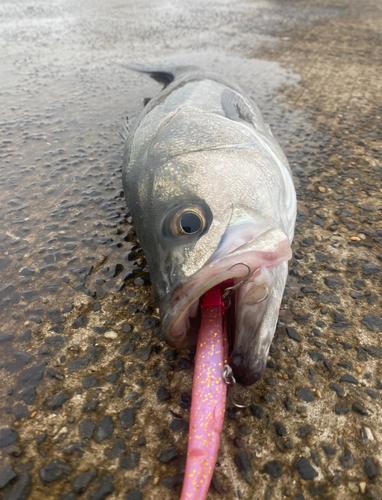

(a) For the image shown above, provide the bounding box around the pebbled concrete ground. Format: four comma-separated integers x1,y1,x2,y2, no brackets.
0,0,381,499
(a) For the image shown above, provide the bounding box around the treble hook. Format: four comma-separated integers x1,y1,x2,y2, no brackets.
256,286,269,303
222,364,252,408
222,263,260,307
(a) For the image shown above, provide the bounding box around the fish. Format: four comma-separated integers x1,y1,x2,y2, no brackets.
122,64,296,386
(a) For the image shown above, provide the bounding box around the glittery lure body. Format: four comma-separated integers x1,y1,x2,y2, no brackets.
180,286,228,500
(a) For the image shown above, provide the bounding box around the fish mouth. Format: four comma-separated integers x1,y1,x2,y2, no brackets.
161,227,292,385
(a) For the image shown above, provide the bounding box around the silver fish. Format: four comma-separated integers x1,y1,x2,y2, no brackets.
122,64,296,385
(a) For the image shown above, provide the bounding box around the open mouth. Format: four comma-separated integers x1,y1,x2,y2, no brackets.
161,227,292,385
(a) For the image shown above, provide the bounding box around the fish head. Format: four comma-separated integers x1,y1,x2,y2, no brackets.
124,145,294,386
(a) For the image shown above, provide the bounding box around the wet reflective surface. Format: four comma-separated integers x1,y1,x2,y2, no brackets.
0,0,381,499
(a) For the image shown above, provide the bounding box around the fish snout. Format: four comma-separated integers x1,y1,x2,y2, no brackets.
229,349,266,386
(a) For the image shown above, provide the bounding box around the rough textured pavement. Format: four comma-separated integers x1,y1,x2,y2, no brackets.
0,0,381,499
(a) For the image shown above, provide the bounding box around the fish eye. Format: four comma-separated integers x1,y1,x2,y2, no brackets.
170,206,207,237
180,212,203,234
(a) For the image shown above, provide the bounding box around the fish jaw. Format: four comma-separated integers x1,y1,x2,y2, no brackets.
160,228,292,384
229,262,288,385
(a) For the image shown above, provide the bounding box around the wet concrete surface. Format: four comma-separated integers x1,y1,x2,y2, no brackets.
0,0,381,499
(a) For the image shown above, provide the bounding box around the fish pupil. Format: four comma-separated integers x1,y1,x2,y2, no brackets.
181,212,202,234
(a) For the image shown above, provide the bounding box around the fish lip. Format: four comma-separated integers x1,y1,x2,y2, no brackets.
229,351,266,385
161,227,292,351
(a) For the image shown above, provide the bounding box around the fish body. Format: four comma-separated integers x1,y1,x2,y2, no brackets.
123,64,296,385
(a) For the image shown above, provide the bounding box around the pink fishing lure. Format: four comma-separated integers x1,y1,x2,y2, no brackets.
180,286,228,500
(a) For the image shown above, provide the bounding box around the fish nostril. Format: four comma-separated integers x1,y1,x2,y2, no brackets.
229,351,266,386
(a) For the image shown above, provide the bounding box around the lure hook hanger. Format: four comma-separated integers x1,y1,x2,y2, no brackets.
222,364,236,386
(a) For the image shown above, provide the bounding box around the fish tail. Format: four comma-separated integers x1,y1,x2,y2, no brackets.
122,62,201,86
122,62,180,85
